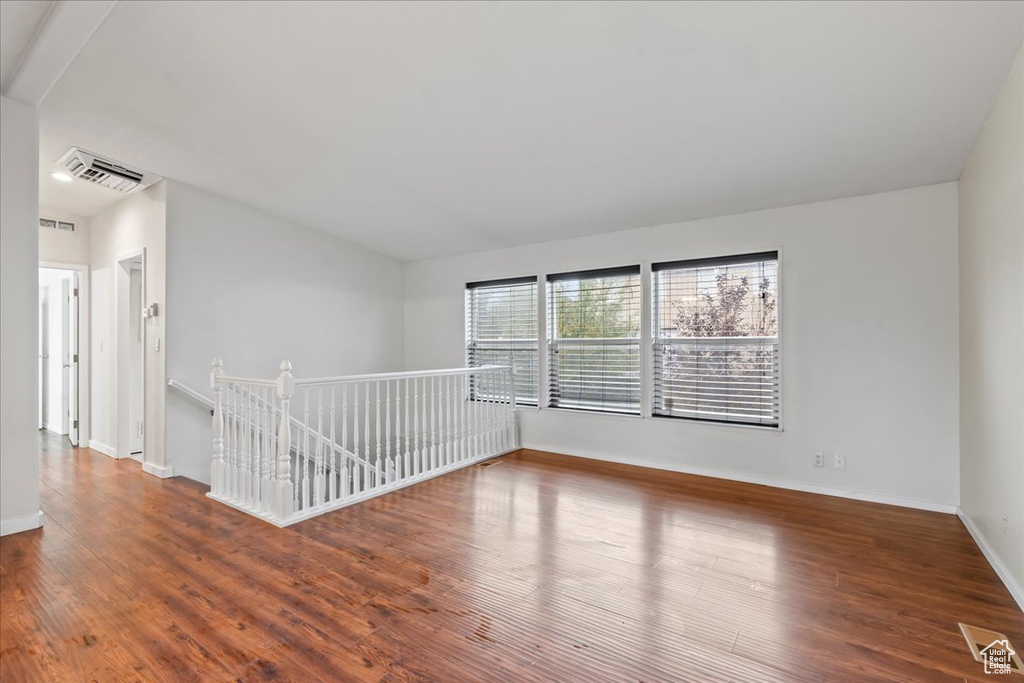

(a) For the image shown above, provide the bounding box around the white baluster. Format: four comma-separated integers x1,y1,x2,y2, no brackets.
224,382,232,499
486,370,494,454
498,366,507,452
467,372,475,460
314,386,324,508
489,369,498,454
430,375,437,471
230,384,239,499
237,384,245,505
353,382,361,494
364,381,371,491
341,383,349,498
273,360,294,522
329,387,337,504
231,383,239,502
385,380,392,483
249,386,257,508
448,374,456,464
461,373,468,462
475,371,483,458
483,368,491,454
301,390,310,511
508,363,517,449
262,385,272,513
210,358,224,496
404,377,411,480
375,381,382,487
244,383,252,506
437,375,444,469
237,384,244,499
445,374,452,468
413,377,420,478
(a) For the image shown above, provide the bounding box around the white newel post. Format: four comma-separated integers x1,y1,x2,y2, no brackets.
210,358,224,496
274,360,295,522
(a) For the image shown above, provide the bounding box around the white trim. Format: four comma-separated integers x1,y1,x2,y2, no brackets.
39,261,90,446
957,508,1024,612
116,248,146,460
88,439,117,458
42,423,64,435
640,260,653,419
0,511,43,537
142,461,175,479
523,443,958,514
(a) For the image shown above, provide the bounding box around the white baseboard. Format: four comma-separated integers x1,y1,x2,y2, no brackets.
0,511,43,537
142,461,175,479
43,423,66,435
522,443,958,514
958,509,1024,612
88,440,117,458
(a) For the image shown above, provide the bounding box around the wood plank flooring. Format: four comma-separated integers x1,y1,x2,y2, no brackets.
2,432,1021,681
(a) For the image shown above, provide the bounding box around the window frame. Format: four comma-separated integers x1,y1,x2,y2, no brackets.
545,265,643,415
649,250,782,429
465,275,540,406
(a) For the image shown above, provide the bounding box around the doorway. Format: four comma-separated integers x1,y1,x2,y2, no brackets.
117,251,146,461
38,267,80,446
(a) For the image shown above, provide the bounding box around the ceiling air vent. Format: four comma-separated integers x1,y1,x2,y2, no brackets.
56,148,161,193
39,217,75,232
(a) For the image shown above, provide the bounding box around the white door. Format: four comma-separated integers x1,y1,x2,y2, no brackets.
39,287,48,429
68,273,80,447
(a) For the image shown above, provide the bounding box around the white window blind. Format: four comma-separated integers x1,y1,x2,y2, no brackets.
652,252,779,427
547,266,641,414
466,276,538,405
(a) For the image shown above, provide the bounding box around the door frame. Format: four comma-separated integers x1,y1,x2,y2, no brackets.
39,285,50,431
116,248,146,460
40,261,90,447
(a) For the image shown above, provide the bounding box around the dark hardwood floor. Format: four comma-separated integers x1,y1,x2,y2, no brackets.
2,432,1021,681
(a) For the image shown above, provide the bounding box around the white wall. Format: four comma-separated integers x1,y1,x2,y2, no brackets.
39,206,90,265
165,182,406,483
404,183,961,510
89,182,167,472
958,46,1024,607
0,96,42,536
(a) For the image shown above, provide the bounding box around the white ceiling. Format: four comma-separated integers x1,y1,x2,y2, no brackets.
0,0,52,86
24,1,1024,261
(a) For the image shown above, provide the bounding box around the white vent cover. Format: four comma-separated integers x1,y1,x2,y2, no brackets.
40,217,75,232
56,148,161,193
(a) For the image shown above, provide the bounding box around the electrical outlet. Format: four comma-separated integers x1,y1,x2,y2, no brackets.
834,453,846,471
813,452,824,467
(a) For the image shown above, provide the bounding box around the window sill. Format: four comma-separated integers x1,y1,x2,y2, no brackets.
521,406,784,432
649,413,784,433
539,406,645,423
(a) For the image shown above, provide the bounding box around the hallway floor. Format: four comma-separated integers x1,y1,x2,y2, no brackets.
1,434,1021,681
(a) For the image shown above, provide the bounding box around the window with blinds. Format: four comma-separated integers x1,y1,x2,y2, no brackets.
652,252,779,427
465,276,538,405
547,266,641,414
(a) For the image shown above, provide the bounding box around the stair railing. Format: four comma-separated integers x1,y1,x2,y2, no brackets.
207,358,517,526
